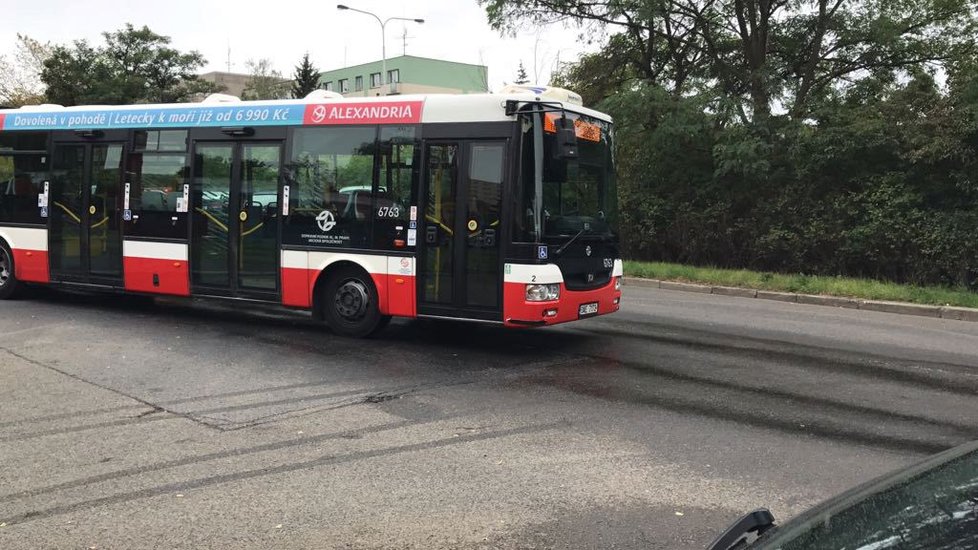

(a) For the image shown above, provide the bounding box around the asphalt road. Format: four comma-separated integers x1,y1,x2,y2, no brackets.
2,284,978,549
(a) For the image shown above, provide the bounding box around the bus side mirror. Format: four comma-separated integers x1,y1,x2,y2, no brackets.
554,117,579,160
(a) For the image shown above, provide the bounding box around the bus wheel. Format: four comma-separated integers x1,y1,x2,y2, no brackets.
322,267,387,338
0,243,21,300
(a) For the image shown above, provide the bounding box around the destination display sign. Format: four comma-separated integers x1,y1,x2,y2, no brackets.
0,101,424,131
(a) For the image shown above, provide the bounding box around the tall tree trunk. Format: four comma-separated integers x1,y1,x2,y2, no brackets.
734,0,773,122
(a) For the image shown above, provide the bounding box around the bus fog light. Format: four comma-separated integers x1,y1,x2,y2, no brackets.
526,284,560,301
544,309,558,317
613,297,620,305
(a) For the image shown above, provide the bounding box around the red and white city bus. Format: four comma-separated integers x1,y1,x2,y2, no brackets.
0,86,621,336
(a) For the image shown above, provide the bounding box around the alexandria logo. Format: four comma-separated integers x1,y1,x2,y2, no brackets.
311,105,327,123
327,105,413,120
305,101,422,125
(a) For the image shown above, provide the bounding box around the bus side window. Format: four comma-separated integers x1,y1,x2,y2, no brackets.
125,153,188,240
0,152,47,226
284,126,376,249
373,126,418,250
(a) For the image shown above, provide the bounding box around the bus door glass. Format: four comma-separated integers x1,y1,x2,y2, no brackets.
419,141,505,319
49,141,125,283
190,141,281,295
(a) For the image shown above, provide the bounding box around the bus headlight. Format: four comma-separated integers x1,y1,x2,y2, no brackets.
615,276,621,290
526,283,560,302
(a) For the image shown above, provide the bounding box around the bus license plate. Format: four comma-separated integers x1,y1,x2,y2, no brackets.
578,302,599,317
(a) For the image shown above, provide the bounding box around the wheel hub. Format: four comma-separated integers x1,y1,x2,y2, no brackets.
334,280,369,321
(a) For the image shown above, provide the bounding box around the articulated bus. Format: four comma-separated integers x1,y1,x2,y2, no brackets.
0,86,621,336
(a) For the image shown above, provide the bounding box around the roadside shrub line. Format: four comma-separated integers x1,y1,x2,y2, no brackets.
624,260,978,310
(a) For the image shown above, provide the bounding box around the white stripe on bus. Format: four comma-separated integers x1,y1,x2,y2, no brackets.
122,240,188,261
503,263,563,284
283,250,391,275
0,227,47,251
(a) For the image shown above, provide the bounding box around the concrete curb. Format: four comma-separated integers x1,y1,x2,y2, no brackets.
623,277,978,323
660,281,712,293
940,306,978,322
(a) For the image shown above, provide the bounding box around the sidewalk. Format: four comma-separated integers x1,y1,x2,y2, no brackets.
625,277,978,322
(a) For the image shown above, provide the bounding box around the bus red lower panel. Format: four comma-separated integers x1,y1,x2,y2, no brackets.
370,274,388,314
12,249,49,283
281,267,312,308
123,257,190,296
369,274,416,317
385,274,416,317
503,280,620,327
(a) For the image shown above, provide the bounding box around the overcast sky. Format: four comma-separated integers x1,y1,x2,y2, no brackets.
2,0,597,90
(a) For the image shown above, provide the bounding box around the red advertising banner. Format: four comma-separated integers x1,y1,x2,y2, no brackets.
0,114,6,131
303,101,423,126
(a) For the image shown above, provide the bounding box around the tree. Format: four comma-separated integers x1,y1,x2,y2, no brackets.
514,60,530,84
0,35,51,107
40,24,220,106
291,53,320,99
242,58,288,100
482,0,978,290
481,0,978,124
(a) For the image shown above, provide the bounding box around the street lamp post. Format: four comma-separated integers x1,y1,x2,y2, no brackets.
336,5,424,95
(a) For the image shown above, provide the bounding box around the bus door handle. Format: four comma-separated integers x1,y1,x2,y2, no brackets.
425,226,438,245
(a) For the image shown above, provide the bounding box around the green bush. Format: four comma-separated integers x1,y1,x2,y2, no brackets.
610,68,978,292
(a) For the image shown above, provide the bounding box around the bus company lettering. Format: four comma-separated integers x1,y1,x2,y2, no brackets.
112,113,158,125
1,105,304,131
300,232,350,246
64,113,109,127
9,114,59,128
303,101,423,125
329,105,411,120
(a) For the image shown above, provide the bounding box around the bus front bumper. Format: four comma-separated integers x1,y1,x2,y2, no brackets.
503,278,622,327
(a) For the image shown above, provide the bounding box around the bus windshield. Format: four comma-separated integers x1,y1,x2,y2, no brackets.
517,111,617,243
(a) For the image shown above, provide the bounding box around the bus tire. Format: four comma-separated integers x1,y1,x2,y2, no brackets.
322,266,385,338
372,314,393,336
0,243,21,300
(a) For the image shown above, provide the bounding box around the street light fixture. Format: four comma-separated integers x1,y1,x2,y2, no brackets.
336,4,425,96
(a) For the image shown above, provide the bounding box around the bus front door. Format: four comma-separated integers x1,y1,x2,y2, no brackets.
418,141,505,321
49,140,126,285
190,141,281,298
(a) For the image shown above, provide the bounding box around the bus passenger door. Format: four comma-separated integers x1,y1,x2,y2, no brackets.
418,141,505,321
49,139,126,284
190,140,282,298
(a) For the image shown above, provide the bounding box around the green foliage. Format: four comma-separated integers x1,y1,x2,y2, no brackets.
484,0,978,291
242,58,288,101
41,24,220,105
291,53,320,99
0,34,51,107
624,260,978,309
514,61,530,84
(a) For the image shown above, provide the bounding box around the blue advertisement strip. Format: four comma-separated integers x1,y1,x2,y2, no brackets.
1,104,307,131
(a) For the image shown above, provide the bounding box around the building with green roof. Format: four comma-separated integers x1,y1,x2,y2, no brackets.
318,55,488,97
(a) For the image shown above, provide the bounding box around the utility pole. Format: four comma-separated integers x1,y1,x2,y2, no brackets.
336,5,424,95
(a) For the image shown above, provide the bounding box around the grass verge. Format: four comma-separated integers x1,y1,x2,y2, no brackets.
624,260,978,309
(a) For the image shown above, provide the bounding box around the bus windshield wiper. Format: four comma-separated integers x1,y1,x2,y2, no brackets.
554,228,587,257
